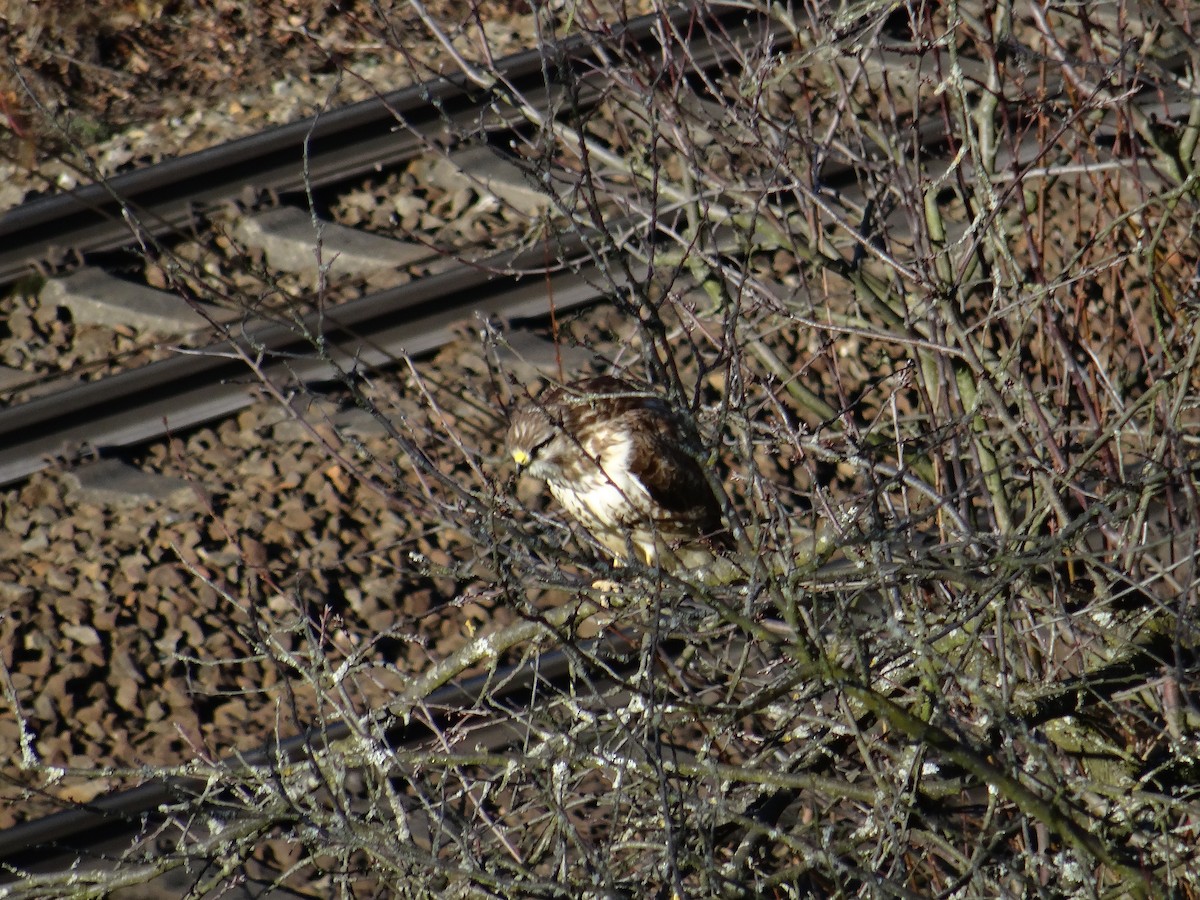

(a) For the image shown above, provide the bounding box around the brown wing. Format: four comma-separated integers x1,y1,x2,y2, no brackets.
625,405,728,544
549,374,728,543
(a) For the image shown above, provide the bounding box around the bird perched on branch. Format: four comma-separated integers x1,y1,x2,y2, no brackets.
505,375,731,573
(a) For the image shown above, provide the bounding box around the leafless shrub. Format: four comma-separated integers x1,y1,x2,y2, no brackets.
5,0,1200,896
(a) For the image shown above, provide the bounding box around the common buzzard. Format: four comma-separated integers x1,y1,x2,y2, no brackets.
506,375,730,572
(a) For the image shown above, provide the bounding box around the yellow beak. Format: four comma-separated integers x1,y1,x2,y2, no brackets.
511,449,531,467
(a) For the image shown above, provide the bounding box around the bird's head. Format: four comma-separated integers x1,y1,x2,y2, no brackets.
506,405,562,481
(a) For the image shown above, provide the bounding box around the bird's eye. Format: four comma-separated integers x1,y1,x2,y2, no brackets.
513,435,552,468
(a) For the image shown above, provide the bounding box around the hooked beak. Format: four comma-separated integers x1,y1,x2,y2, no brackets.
511,448,531,468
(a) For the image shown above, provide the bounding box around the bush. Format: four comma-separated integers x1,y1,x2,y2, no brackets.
7,1,1200,896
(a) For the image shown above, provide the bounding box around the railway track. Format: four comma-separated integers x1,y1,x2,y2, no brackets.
0,5,763,488
0,2,1195,894
0,7,767,889
0,632,644,893
0,7,1186,490
0,6,745,288
0,237,616,486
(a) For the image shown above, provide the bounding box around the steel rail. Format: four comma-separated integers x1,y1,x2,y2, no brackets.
0,633,643,885
0,24,1185,489
1,85,1181,489
0,234,621,486
0,4,755,287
